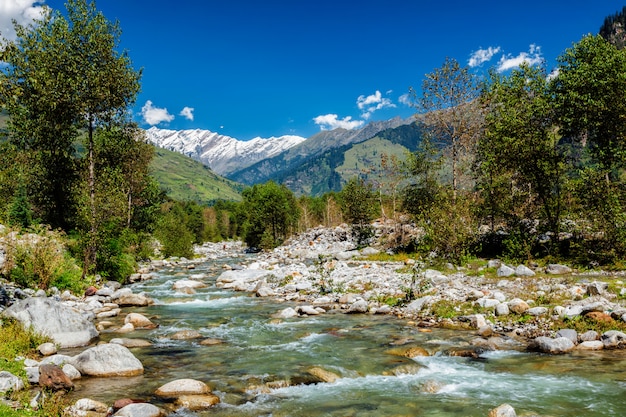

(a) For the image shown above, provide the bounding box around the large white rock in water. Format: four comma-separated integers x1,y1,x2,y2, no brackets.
70,343,143,376
113,403,165,417
154,378,211,398
2,297,98,348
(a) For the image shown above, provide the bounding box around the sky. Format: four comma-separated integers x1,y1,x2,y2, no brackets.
2,1,625,140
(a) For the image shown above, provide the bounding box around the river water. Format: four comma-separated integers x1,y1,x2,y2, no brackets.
69,256,626,416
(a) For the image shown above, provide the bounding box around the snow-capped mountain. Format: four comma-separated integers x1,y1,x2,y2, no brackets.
145,127,306,176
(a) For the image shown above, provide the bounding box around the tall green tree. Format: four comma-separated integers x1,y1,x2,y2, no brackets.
339,177,377,246
240,181,300,249
552,34,626,258
1,6,79,228
479,64,566,254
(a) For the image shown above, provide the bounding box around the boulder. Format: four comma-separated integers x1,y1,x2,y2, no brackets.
555,329,578,345
2,297,98,348
495,303,510,316
67,398,109,415
71,343,143,376
124,313,157,329
154,378,211,398
110,338,153,348
346,299,369,314
601,330,626,349
170,330,203,340
529,336,575,354
0,371,24,393
174,394,220,410
515,265,535,276
545,264,572,275
307,366,340,383
507,298,529,315
116,293,153,307
62,364,81,380
38,364,74,390
497,264,515,277
488,403,517,417
172,279,207,290
274,307,298,319
576,341,604,350
38,342,57,356
113,403,165,417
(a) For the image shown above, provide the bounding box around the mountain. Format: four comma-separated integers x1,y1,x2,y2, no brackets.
144,127,305,177
276,121,425,195
228,116,412,186
150,146,243,203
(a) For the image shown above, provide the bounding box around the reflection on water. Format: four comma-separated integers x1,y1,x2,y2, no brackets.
66,258,626,416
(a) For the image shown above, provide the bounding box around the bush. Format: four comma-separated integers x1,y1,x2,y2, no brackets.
1,226,85,292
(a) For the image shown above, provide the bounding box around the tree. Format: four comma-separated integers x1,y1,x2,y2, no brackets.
552,34,626,258
339,177,377,246
240,181,300,249
412,57,483,203
479,64,566,255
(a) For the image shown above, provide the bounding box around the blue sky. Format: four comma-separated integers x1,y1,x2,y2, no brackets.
3,1,625,140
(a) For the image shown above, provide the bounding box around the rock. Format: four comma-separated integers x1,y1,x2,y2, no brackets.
172,279,207,290
2,297,99,348
216,269,272,289
116,293,153,307
465,314,487,329
0,371,24,393
155,378,211,398
527,306,548,316
110,338,153,348
360,247,379,256
274,307,298,319
38,364,74,390
113,403,165,417
68,398,109,414
579,330,599,342
117,323,135,333
298,305,321,316
71,343,144,376
307,366,340,383
124,313,157,329
62,364,81,380
405,296,433,313
386,346,430,358
563,305,584,318
601,330,626,349
576,341,604,350
587,281,608,296
477,325,493,338
495,303,510,316
84,286,98,296
170,330,203,340
507,298,529,315
255,286,275,297
199,338,224,346
346,299,369,314
497,264,515,277
174,394,220,410
585,311,614,324
556,329,578,345
546,264,572,275
38,342,57,356
487,259,501,269
529,336,575,354
488,403,517,417
515,265,535,276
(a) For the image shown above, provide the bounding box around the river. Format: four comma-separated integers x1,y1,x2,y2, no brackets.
68,254,626,416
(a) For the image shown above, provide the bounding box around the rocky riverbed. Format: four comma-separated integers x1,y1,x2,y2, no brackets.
2,223,626,416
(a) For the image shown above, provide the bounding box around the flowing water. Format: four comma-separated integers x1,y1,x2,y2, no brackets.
67,256,626,416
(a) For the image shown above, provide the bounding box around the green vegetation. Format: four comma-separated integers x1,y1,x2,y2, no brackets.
151,148,243,204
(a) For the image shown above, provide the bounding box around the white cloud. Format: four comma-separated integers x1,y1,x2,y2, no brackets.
399,93,412,106
356,90,395,119
497,44,544,72
468,46,501,67
0,0,46,42
313,114,364,130
141,100,174,125
179,106,194,121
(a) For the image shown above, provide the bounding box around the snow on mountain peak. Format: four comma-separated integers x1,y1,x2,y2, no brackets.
145,127,306,176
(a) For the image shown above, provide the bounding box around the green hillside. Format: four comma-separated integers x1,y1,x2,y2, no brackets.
151,147,243,203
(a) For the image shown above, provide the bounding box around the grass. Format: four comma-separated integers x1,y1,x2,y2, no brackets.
150,147,243,204
0,319,72,417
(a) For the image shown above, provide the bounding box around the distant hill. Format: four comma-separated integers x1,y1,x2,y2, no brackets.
150,146,243,203
601,6,626,49
276,121,425,195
